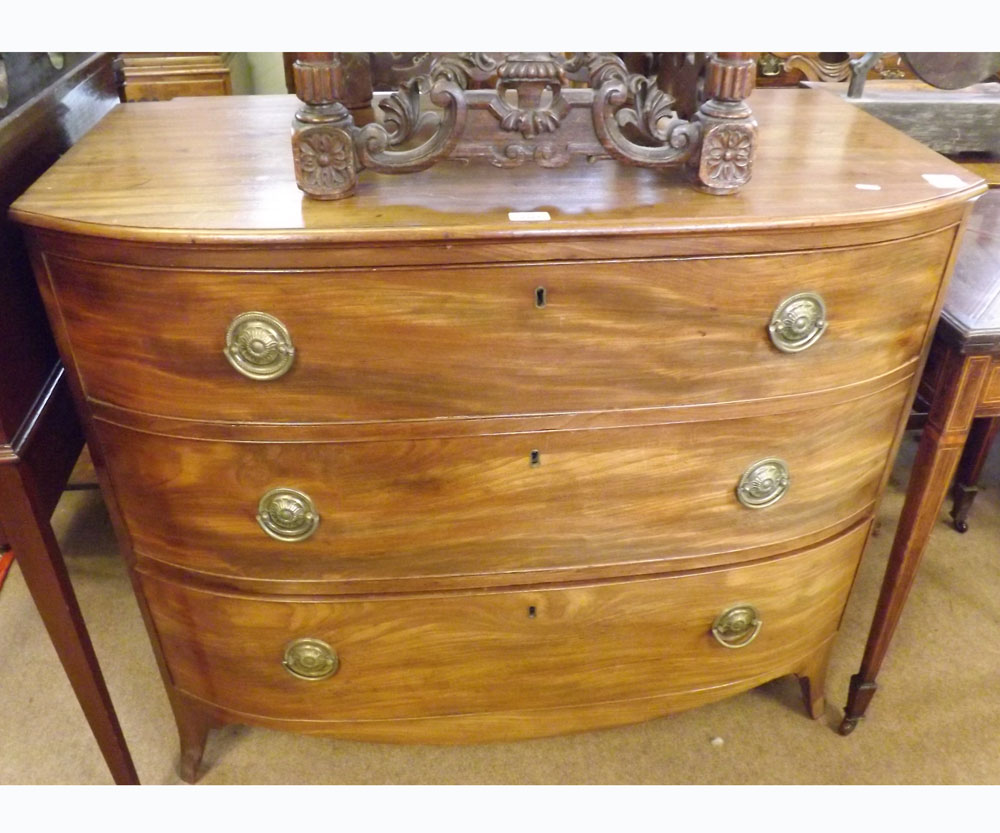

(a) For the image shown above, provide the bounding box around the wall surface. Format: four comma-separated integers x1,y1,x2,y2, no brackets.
245,52,287,94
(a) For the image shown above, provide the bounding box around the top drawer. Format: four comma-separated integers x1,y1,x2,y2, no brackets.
44,229,953,423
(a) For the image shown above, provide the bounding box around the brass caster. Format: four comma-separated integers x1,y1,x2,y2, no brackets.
838,716,860,736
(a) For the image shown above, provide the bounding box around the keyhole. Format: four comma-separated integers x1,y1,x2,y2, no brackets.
528,606,537,618
535,286,546,308
530,449,541,467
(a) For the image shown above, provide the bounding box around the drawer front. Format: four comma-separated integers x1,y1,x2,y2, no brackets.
141,522,867,728
48,229,951,422
102,382,906,589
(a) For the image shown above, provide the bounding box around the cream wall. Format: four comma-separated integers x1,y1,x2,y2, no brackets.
244,52,288,94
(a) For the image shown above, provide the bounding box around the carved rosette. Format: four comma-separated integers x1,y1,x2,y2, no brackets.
291,54,361,199
292,125,357,199
688,53,757,195
698,124,755,192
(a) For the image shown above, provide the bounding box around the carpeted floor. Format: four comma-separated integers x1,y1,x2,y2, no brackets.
2,432,999,785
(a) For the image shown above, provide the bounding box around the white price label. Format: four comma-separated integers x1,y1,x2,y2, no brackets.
507,211,552,222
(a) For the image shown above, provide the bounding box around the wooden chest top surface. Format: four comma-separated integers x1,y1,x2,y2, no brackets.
10,89,985,245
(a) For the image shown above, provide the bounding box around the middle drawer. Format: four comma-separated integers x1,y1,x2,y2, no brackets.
100,381,907,592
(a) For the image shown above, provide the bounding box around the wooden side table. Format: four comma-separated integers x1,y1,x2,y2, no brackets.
841,188,1000,733
0,52,138,784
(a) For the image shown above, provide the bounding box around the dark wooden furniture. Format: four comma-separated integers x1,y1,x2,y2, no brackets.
841,188,1000,733
756,52,1000,92
0,52,138,783
821,79,1000,157
755,52,915,86
953,155,1000,186
289,52,758,200
11,89,984,783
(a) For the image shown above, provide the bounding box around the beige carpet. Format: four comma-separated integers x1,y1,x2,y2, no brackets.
2,433,999,785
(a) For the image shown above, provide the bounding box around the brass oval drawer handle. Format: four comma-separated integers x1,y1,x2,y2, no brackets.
768,291,827,353
225,311,296,380
283,638,339,680
711,605,762,649
736,457,789,509
257,487,319,542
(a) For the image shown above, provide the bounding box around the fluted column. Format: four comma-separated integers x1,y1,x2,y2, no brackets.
291,52,359,200
688,52,757,195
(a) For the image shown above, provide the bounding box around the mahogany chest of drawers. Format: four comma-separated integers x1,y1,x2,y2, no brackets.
11,89,984,782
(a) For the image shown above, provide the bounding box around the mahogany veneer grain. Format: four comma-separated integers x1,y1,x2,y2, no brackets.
42,229,952,425
103,383,906,593
141,523,868,739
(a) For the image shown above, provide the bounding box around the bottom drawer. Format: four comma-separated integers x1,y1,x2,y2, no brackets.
142,522,869,741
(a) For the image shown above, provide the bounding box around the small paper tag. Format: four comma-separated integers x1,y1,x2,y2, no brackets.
508,211,551,222
855,183,882,191
922,174,966,189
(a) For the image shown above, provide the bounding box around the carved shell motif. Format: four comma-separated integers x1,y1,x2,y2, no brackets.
769,292,827,352
236,325,282,365
283,638,339,680
778,298,822,339
742,464,787,500
489,53,570,138
225,312,295,380
256,487,319,542
264,494,309,532
716,606,757,637
737,458,790,508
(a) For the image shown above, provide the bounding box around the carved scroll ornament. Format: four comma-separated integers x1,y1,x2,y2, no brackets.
291,52,756,199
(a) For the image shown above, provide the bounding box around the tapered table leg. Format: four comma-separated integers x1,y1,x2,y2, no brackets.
949,416,1000,532
0,463,139,784
840,347,991,735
